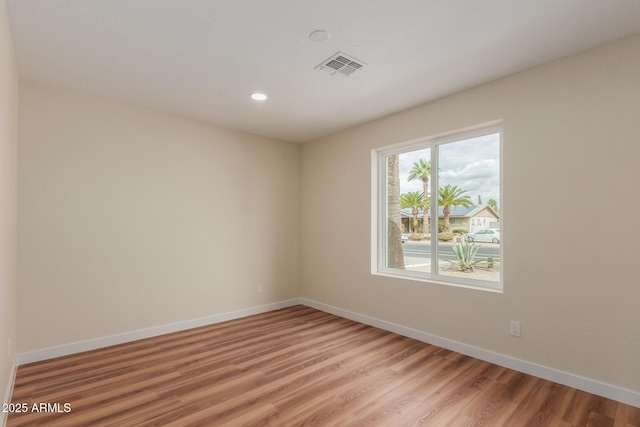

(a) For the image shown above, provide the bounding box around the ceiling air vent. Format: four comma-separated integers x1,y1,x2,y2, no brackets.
315,52,366,77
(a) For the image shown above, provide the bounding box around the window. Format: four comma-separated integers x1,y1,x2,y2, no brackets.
372,123,502,291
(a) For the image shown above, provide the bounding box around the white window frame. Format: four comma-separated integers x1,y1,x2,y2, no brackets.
371,121,503,292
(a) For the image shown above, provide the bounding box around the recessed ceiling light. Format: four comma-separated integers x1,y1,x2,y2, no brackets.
251,93,267,101
309,30,329,43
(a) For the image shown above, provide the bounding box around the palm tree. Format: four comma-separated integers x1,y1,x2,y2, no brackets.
408,159,431,230
387,155,404,269
422,196,431,233
400,191,424,233
438,184,473,232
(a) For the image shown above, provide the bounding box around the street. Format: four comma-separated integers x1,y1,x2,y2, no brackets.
401,240,500,264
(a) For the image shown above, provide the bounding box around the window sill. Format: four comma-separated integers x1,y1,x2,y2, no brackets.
372,270,503,293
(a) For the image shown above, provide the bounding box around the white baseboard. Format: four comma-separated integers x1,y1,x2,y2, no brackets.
17,299,301,366
300,298,640,409
1,361,18,427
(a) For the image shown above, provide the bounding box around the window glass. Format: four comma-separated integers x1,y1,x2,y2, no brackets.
376,124,502,290
436,134,500,284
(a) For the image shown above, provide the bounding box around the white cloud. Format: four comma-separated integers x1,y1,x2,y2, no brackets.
398,133,500,206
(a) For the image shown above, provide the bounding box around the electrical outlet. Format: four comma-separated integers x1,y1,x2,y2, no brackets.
256,283,263,293
510,321,521,337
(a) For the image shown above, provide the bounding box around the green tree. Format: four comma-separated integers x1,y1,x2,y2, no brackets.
438,184,473,232
487,198,499,213
400,191,424,233
408,159,431,230
387,155,404,269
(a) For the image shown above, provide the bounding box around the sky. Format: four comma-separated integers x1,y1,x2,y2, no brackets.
398,133,500,209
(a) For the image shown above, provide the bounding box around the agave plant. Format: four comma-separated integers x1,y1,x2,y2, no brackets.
449,241,483,272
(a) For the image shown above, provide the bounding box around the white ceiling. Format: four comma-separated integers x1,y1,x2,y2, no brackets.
7,1,640,143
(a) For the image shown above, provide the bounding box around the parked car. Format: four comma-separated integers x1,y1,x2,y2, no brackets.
402,233,409,243
466,228,500,243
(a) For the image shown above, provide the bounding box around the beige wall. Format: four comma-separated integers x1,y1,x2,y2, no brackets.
301,34,640,392
18,83,301,352
0,0,18,409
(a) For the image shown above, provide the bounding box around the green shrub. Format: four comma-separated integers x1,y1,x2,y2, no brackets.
438,231,453,241
409,233,424,241
450,241,483,272
452,229,469,235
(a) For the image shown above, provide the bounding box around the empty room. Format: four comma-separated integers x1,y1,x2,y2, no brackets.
1,0,640,426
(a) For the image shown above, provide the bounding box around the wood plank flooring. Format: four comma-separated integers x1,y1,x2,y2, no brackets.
8,305,640,426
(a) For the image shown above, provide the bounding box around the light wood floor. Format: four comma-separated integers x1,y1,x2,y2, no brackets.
8,305,640,426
